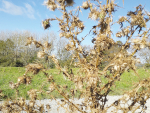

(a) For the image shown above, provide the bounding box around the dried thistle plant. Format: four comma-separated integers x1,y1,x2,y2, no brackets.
1,0,150,113
25,63,43,74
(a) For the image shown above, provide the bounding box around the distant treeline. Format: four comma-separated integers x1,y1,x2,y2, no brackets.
0,31,73,68
0,31,147,69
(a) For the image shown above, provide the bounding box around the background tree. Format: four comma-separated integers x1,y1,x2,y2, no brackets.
0,39,16,66
37,31,57,68
56,37,73,68
98,41,124,70
138,47,150,68
0,31,56,67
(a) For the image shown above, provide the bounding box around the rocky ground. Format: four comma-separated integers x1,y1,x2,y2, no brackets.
1,96,150,113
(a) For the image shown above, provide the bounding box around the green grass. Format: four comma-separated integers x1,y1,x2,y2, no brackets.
100,68,150,95
0,67,73,100
0,67,149,100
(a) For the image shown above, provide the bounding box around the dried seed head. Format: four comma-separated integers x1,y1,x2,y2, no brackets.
88,8,100,20
99,12,106,19
123,94,130,101
65,0,75,6
140,44,145,49
59,32,65,37
131,38,148,49
29,100,35,108
37,51,46,58
25,63,43,74
62,84,68,90
135,58,141,63
57,0,63,4
49,4,57,11
118,16,127,23
44,0,57,11
95,35,115,51
33,41,43,48
76,81,83,90
118,53,123,58
107,0,116,14
26,76,32,85
44,41,51,49
65,43,74,51
130,15,146,27
65,32,72,38
78,22,84,30
123,26,130,36
87,76,101,86
49,84,55,92
18,98,25,106
42,19,50,30
116,32,122,38
91,13,98,20
47,75,53,82
82,1,89,9
39,104,44,112
46,104,51,110
9,82,16,89
17,76,26,85
25,37,33,46
27,89,37,100
63,12,69,18
113,65,120,71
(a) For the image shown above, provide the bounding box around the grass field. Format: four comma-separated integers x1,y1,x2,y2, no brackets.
0,67,149,100
0,67,74,100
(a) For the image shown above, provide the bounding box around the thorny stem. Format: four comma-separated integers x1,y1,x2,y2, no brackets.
51,95,70,113
52,82,85,113
65,9,82,62
100,48,140,93
99,71,119,92
128,30,150,78
101,25,140,74
15,89,19,98
50,55,71,79
129,49,140,79
95,46,101,68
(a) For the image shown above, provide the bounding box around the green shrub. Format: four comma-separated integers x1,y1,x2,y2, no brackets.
15,60,24,67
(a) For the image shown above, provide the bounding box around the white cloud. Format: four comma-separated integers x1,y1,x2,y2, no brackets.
0,0,35,19
24,3,35,19
0,0,23,15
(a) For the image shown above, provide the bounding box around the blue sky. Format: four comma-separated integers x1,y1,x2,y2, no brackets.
0,0,150,45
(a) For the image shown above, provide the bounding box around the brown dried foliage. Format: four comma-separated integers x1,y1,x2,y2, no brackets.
1,0,150,113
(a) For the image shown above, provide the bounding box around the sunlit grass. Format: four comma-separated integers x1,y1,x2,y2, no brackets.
0,67,149,100
0,67,74,100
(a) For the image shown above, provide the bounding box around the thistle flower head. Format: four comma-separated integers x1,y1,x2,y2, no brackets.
44,0,57,11
42,19,50,30
82,1,89,9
